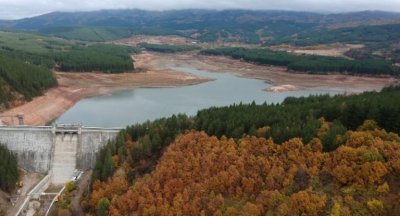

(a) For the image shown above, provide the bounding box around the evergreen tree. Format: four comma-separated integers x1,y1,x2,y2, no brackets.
101,149,114,181
96,198,110,216
0,144,19,192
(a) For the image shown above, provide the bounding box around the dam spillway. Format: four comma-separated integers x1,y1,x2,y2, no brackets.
0,124,121,184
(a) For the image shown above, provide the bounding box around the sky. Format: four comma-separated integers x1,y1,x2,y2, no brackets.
0,0,399,20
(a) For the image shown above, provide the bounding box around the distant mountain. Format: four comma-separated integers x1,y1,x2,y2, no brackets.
0,10,399,42
1,9,400,45
1,9,400,29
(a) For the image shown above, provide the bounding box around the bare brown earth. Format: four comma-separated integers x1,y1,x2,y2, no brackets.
136,52,399,93
113,35,197,46
271,43,364,57
113,35,260,49
1,51,398,126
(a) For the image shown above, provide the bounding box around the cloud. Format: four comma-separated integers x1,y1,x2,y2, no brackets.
0,0,399,19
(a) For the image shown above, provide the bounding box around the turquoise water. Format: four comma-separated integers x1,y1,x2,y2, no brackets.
54,67,339,127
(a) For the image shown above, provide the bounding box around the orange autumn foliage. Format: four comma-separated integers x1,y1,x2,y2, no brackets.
89,121,400,215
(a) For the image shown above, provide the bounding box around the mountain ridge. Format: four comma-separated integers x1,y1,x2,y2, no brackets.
1,9,400,30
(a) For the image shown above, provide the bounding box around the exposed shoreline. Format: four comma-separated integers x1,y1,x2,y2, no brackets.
0,58,210,126
1,51,398,126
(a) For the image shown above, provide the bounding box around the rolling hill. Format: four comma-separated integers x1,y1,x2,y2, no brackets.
1,10,400,44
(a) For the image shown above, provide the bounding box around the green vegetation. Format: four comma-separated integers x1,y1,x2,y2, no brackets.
196,87,400,146
0,31,77,69
267,24,400,63
0,31,138,72
201,47,398,75
0,54,57,101
0,31,141,107
273,24,400,47
138,42,201,53
55,44,139,73
39,26,134,42
0,31,76,54
39,26,185,42
0,144,19,192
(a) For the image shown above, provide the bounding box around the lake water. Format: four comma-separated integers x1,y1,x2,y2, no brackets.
54,67,339,127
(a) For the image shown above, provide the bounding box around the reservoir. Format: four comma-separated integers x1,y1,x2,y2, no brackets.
54,67,339,127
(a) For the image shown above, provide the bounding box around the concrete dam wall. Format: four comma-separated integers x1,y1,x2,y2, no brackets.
0,125,120,176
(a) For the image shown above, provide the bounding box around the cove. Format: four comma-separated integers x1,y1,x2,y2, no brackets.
54,67,339,127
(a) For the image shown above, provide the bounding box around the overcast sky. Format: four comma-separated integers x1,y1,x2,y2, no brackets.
0,0,399,20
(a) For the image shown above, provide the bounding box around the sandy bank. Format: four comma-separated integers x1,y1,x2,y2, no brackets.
266,85,299,92
136,52,398,93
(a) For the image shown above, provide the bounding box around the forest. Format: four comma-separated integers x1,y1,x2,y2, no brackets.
0,144,19,192
0,54,57,109
39,26,184,42
270,24,400,47
201,47,398,75
81,122,400,216
68,86,400,216
137,43,201,53
55,44,139,73
0,31,138,73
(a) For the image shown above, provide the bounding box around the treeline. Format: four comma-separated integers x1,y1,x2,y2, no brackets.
0,144,19,192
55,44,140,73
196,86,400,150
0,54,57,101
138,42,201,53
201,47,398,75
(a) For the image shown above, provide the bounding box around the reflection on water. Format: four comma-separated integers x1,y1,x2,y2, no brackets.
54,67,340,127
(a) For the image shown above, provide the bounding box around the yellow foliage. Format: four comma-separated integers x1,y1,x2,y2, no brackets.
367,199,385,215
377,182,390,193
224,207,240,216
289,190,327,216
65,181,76,193
256,126,270,137
317,117,330,138
329,202,341,216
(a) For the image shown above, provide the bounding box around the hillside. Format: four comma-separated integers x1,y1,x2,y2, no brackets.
2,10,400,44
1,9,400,66
0,54,57,110
0,31,140,110
268,23,400,63
98,128,400,216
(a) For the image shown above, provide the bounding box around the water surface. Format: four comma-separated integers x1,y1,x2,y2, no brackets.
54,67,339,127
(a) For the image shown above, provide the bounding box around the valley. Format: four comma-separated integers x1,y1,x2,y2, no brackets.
0,7,400,216
2,49,397,126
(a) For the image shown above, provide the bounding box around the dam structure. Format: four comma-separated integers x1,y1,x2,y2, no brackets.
0,124,121,184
